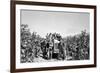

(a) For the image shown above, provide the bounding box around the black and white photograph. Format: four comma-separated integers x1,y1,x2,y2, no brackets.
11,1,96,72
20,10,90,63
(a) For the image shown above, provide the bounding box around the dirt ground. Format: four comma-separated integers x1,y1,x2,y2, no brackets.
33,56,72,63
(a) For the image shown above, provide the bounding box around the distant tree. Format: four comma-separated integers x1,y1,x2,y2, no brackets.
63,30,90,60
31,32,43,58
78,30,89,60
20,24,33,63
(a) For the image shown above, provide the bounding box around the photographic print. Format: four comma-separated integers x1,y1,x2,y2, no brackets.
11,1,96,72
20,10,90,63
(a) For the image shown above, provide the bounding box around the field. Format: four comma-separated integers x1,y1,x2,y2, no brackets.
20,24,90,63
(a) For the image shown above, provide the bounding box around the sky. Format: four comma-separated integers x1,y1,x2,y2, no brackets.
21,9,90,38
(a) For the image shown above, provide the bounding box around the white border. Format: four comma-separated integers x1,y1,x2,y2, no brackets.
16,4,94,69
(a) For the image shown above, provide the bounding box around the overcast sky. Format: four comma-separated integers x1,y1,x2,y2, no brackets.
21,10,90,38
